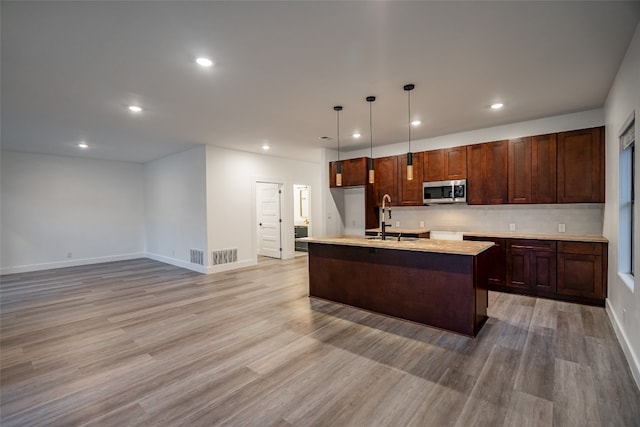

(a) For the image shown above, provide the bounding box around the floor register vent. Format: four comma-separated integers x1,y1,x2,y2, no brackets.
190,249,205,266
212,248,238,265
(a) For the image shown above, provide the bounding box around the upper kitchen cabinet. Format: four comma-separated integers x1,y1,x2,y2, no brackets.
329,157,369,188
422,147,467,182
508,134,557,204
397,152,424,206
532,133,557,203
467,140,508,205
557,127,605,203
373,155,398,205
508,137,532,203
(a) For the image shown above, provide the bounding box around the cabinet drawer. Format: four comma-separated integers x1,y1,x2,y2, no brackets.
508,239,556,252
558,241,603,255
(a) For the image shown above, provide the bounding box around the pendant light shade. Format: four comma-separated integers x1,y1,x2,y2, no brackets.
334,105,343,187
366,96,376,184
404,84,415,181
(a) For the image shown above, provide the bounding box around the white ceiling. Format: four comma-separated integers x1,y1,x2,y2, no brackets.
2,1,639,163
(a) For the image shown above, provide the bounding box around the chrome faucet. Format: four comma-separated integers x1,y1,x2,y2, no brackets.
381,194,392,240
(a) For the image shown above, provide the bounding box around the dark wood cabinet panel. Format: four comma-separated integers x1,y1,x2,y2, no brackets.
531,250,557,295
398,152,423,206
444,146,467,180
506,239,556,295
423,149,445,182
464,236,506,290
486,140,509,204
508,137,532,203
423,147,467,182
466,144,486,205
531,133,557,203
557,127,605,203
329,157,369,188
373,155,398,205
467,141,508,205
557,241,607,302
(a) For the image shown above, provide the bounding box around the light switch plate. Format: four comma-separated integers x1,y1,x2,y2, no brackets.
419,221,425,228
395,221,400,227
509,223,516,231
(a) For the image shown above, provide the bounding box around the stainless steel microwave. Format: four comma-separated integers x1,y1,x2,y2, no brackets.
423,179,467,204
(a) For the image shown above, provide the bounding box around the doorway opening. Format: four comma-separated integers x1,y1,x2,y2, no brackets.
293,184,311,254
256,182,282,259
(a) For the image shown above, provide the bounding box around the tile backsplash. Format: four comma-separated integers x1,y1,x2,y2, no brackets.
388,203,603,236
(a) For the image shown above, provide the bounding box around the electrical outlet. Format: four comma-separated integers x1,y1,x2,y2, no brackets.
509,223,516,232
67,252,72,259
558,223,566,233
395,221,400,227
419,221,425,228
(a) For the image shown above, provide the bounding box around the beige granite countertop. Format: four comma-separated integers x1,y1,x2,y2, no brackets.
462,231,608,243
302,235,494,256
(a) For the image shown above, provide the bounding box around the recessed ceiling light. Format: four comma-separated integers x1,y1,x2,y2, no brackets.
78,142,88,149
196,57,214,67
262,144,270,150
490,103,504,110
128,105,142,113
411,120,421,126
352,133,361,138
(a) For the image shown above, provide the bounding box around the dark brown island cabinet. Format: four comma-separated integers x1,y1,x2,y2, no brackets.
307,239,493,337
464,235,608,306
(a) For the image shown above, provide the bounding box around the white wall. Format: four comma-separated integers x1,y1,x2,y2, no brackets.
0,150,145,274
144,145,208,273
205,145,323,272
603,22,640,387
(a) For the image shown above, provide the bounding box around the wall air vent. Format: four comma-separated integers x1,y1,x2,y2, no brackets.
211,248,238,266
190,249,204,266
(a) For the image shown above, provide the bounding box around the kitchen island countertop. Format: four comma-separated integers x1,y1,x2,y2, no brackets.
302,235,494,256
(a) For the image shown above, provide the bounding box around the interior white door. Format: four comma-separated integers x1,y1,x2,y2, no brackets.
257,182,282,259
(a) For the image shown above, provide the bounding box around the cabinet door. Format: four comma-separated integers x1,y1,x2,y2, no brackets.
373,155,398,205
531,133,557,203
464,236,506,289
466,144,486,205
444,146,467,180
531,250,557,295
329,162,338,188
557,127,604,203
423,149,445,182
343,157,368,186
557,253,603,299
485,140,509,204
508,137,532,203
398,152,423,206
507,245,530,291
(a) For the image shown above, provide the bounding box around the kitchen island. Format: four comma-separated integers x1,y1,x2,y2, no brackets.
305,236,494,336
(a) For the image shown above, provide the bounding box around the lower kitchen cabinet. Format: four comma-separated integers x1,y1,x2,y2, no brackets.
464,235,607,306
507,240,556,297
464,236,506,290
557,241,606,303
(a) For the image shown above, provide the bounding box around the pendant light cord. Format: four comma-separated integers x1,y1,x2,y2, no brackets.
337,109,340,161
408,89,411,153
369,101,373,158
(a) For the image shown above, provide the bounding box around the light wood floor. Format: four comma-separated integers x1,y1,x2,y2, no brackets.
1,256,639,426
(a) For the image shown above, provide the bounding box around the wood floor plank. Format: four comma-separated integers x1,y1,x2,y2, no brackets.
1,256,638,426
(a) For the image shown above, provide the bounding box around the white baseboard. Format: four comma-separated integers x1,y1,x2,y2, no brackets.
606,299,640,390
206,259,256,274
0,253,145,275
144,252,208,274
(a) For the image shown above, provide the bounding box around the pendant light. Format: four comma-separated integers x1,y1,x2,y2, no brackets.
366,95,376,184
404,84,415,181
334,105,343,187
